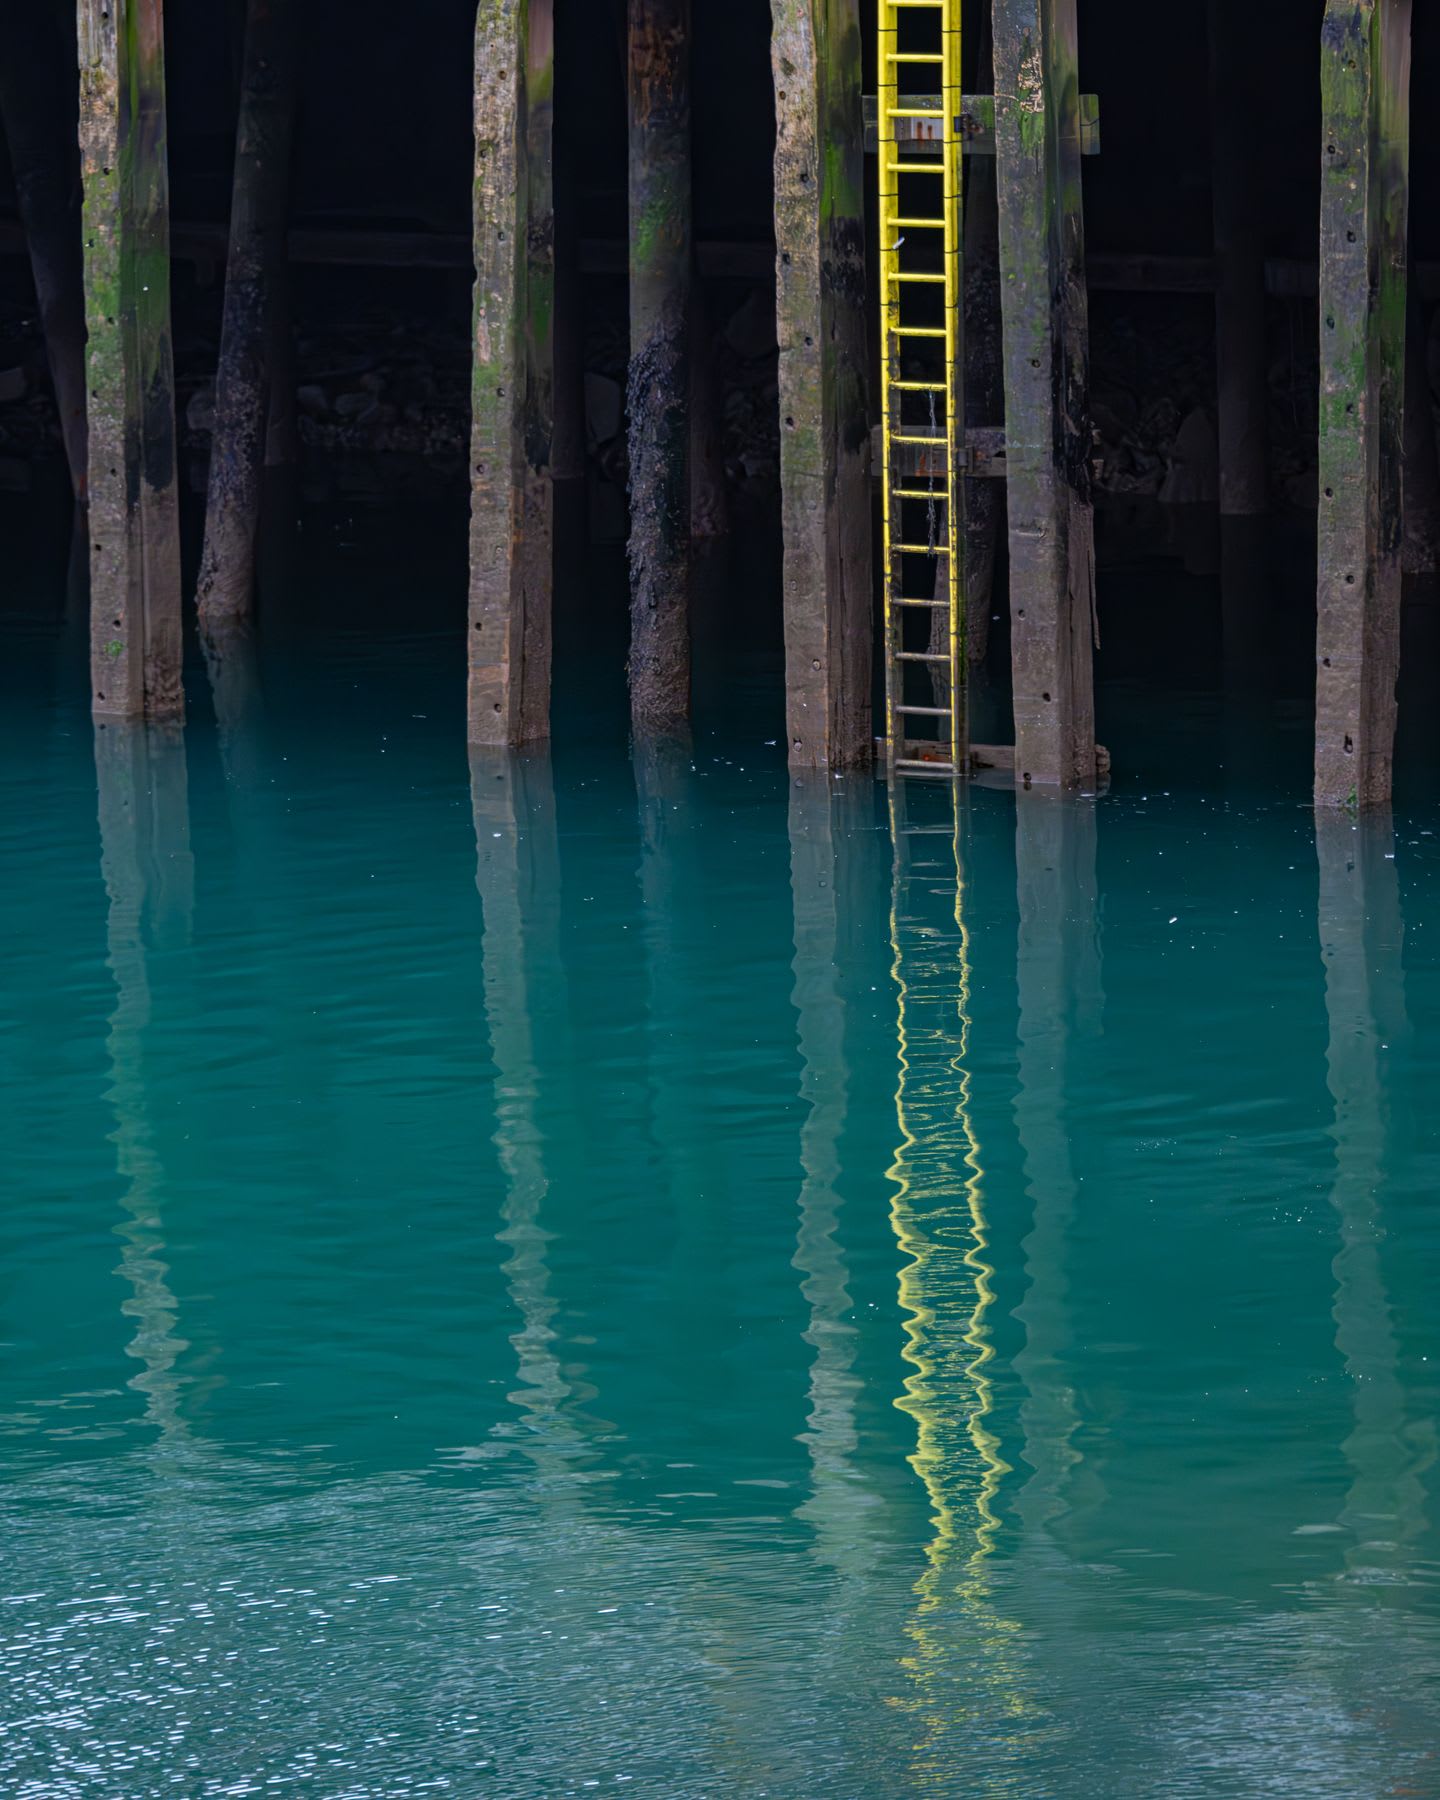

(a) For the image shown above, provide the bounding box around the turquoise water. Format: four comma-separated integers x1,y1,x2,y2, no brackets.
2,569,1440,1797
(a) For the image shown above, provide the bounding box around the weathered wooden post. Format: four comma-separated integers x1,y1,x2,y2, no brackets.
627,0,692,735
992,0,1096,788
78,0,183,722
770,0,872,770
0,2,87,498
195,0,299,631
962,93,1005,672
1208,0,1269,517
1315,0,1411,809
470,0,556,747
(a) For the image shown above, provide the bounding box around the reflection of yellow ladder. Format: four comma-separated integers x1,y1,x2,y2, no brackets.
886,778,1026,1753
878,0,965,780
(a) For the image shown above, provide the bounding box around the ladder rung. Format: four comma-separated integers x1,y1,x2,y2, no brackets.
889,327,949,338
886,53,944,63
890,218,947,229
885,109,945,120
890,434,947,446
887,163,945,175
892,542,950,554
895,652,953,663
891,381,947,392
894,598,949,608
891,273,946,285
894,488,949,500
896,704,952,717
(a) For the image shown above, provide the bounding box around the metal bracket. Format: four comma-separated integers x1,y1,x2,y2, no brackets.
870,424,1008,479
863,93,1101,156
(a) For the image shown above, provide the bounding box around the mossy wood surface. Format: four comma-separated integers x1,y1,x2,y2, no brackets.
627,0,692,734
771,0,871,770
469,0,555,747
195,0,299,630
992,0,1095,788
1315,0,1411,808
79,0,182,722
961,3,1002,670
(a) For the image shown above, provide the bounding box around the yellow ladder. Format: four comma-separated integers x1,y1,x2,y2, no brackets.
877,0,965,779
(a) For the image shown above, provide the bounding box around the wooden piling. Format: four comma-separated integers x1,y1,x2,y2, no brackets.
195,0,299,631
1208,0,1269,516
470,0,556,747
78,0,183,722
1315,0,1411,809
627,0,692,734
992,0,1096,788
770,0,871,770
962,123,1004,671
0,3,87,497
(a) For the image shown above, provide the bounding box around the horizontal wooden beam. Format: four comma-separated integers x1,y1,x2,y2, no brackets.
4,214,1433,298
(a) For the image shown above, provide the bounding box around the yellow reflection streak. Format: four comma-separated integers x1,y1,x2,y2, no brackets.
886,782,1023,1768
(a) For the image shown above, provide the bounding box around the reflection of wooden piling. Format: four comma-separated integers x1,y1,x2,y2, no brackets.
470,1,556,747
469,749,581,1449
627,0,692,734
1315,1,1411,808
0,5,87,497
771,0,872,769
1208,0,1268,518
992,0,1096,788
1011,792,1100,1533
79,0,182,722
94,719,194,1436
788,775,881,1568
195,0,299,630
1314,812,1425,1575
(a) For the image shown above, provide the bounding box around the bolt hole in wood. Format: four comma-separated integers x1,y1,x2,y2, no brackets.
1345,736,1354,754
